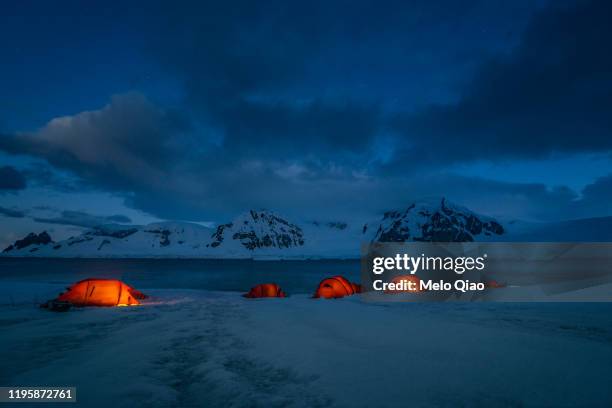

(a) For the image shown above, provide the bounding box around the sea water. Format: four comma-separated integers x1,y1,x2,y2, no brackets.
0,258,361,295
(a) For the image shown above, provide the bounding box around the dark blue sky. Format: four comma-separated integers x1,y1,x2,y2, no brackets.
1,0,611,245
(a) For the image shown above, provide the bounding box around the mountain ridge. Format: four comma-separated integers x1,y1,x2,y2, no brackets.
2,198,609,259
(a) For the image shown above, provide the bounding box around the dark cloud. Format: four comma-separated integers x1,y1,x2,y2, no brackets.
0,166,26,190
388,0,612,170
19,163,82,192
1,0,611,224
0,93,193,192
573,174,612,218
0,205,25,218
149,0,612,171
581,174,612,201
0,92,380,221
218,100,381,159
419,172,612,221
150,0,533,160
154,1,325,102
33,210,132,229
151,1,387,159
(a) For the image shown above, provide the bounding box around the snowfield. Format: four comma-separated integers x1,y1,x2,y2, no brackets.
1,283,611,407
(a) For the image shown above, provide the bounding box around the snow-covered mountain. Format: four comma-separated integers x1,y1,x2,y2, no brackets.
2,198,610,258
3,222,216,258
3,231,53,252
365,198,504,243
1,208,363,259
207,210,305,251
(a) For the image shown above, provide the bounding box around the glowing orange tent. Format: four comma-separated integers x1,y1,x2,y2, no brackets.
243,283,286,298
386,275,423,293
486,280,507,288
313,275,361,299
57,279,146,307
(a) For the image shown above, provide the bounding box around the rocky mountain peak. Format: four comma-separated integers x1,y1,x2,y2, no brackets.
373,197,504,242
3,231,53,253
208,209,305,250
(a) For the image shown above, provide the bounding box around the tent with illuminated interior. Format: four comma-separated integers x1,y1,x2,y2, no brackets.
385,275,424,293
243,283,286,298
313,275,361,299
56,278,147,307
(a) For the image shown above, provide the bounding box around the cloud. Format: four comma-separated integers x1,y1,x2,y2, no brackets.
388,0,612,170
2,95,612,223
572,173,612,218
0,166,26,190
148,0,512,160
0,93,193,190
215,99,381,160
0,205,25,218
1,1,612,224
414,172,612,221
33,210,132,228
148,0,612,174
581,174,612,201
0,91,381,221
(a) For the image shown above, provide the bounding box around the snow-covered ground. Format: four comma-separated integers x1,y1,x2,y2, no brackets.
1,283,611,407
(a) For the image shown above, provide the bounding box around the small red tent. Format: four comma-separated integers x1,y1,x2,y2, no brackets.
243,283,286,298
57,279,146,307
313,276,361,299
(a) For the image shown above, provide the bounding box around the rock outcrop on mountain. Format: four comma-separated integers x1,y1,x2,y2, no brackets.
208,210,305,250
3,231,53,253
369,198,504,242
9,197,608,259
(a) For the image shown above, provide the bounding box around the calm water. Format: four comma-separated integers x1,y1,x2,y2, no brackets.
0,258,360,294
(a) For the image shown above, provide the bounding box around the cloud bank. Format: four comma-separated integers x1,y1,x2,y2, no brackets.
0,166,26,191
1,0,611,223
32,210,132,229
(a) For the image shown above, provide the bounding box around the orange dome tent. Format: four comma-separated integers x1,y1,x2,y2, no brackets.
386,275,423,293
243,283,286,298
313,275,361,299
57,279,146,307
486,280,507,289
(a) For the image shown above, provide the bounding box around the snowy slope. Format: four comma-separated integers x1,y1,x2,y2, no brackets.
3,198,611,258
1,222,215,258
